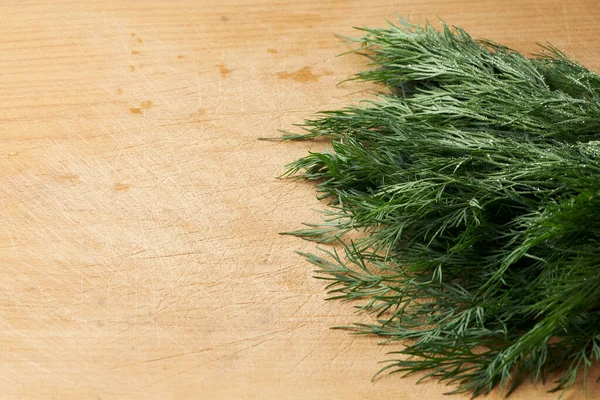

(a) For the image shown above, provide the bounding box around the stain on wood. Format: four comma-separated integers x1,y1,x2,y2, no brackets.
217,63,232,78
129,100,153,115
276,66,319,83
114,182,132,192
54,173,80,185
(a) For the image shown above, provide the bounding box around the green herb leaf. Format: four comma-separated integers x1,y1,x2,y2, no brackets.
281,19,600,397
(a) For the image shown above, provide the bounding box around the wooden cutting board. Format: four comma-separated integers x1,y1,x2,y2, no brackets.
2,1,600,398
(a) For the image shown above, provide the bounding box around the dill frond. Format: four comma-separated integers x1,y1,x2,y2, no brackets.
281,19,600,397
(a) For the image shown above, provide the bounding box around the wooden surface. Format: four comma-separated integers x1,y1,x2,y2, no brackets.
2,1,600,398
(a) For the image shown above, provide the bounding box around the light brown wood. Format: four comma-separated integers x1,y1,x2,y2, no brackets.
2,1,600,398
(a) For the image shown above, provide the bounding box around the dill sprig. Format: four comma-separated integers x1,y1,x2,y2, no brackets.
280,19,600,397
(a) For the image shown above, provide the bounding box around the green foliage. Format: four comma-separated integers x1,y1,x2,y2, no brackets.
281,20,600,397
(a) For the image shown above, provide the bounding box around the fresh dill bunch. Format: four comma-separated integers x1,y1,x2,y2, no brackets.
280,19,600,397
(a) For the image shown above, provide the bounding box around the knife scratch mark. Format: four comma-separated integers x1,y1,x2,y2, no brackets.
192,59,204,110
138,324,311,387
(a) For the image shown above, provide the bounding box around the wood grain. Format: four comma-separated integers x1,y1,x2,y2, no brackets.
1,1,600,398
